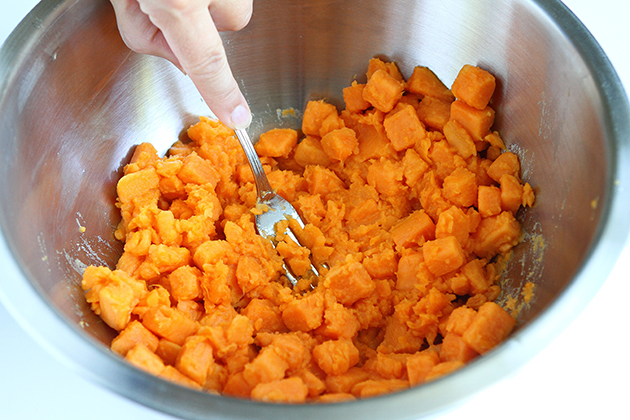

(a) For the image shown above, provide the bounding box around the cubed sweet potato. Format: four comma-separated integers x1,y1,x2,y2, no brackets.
383,104,427,151
450,100,495,141
407,66,455,102
255,128,298,158
462,302,516,354
302,100,338,136
321,127,359,162
391,210,436,248
451,65,496,110
343,81,371,113
423,236,466,277
323,259,376,305
363,69,405,113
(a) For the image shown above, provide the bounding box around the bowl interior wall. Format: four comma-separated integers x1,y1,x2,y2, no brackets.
0,0,609,362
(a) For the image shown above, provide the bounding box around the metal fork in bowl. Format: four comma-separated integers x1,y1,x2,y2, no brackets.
234,128,321,286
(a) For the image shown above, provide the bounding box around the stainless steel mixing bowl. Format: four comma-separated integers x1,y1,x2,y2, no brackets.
1,0,629,419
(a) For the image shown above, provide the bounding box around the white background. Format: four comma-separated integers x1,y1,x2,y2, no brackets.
1,1,628,419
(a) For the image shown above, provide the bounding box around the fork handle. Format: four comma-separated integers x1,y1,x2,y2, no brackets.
234,128,275,201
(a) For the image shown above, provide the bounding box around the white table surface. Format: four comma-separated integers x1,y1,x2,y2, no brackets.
1,1,629,419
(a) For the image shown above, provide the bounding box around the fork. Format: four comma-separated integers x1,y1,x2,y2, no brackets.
234,128,321,286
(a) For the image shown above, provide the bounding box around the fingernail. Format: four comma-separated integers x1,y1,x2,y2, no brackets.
230,104,252,129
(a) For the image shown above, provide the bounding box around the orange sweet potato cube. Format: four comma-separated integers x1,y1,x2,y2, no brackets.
241,299,286,332
304,165,346,196
111,320,160,356
366,158,406,197
472,211,522,259
128,142,158,168
407,350,439,386
117,167,160,206
443,119,476,159
461,259,490,294
422,236,466,277
478,185,502,218
175,335,214,385
450,100,495,141
500,174,524,213
426,361,465,382
293,136,332,167
435,205,471,248
302,100,338,136
168,265,202,301
319,112,346,137
125,343,166,376
316,301,361,339
324,259,375,305
141,305,200,346
320,127,359,162
251,377,309,403
439,332,478,363
160,365,203,390
451,65,496,110
445,306,477,336
442,167,478,208
487,151,520,182
255,128,298,158
367,57,404,82
396,254,434,292
383,104,427,151
416,96,452,131
343,81,371,113
324,367,370,394
313,338,360,376
391,210,436,248
462,302,516,354
156,339,181,366
363,69,404,113
177,153,220,187
362,248,398,280
281,290,325,332
243,346,290,387
407,66,455,102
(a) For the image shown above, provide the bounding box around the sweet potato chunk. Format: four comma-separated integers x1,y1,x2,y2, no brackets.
423,236,466,277
451,65,496,110
363,69,405,113
383,104,427,151
450,100,495,141
391,210,436,248
443,119,476,159
407,66,455,102
255,128,298,158
111,320,159,356
321,127,359,162
323,259,376,305
312,338,360,376
302,100,338,136
472,211,522,259
343,81,371,113
462,302,516,354
293,136,332,167
417,96,451,131
175,335,214,385
141,305,199,346
282,292,325,332
251,377,309,403
442,167,478,208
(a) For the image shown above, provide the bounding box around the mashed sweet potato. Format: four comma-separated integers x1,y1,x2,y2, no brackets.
82,58,534,403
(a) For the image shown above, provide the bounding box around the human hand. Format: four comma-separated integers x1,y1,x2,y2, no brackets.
110,0,253,129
